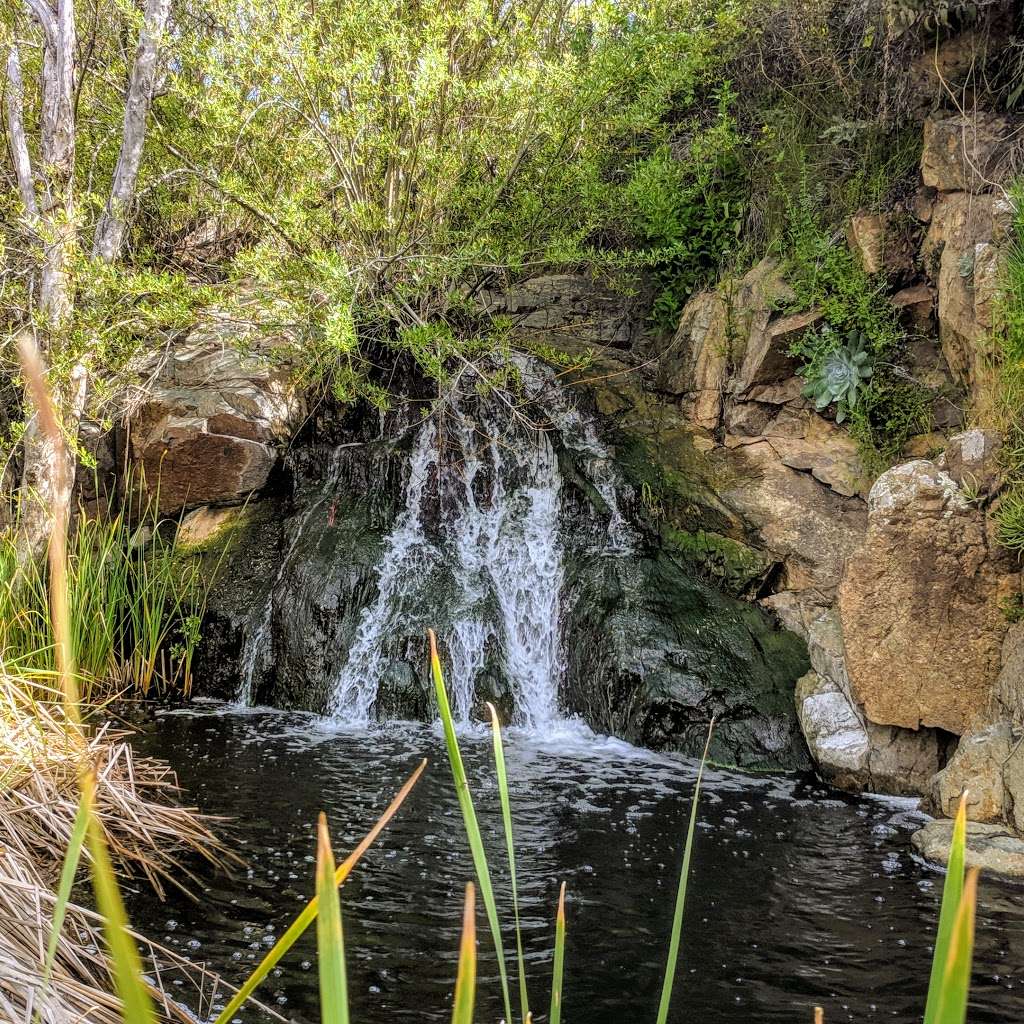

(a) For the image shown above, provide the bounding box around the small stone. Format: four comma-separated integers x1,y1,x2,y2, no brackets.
912,819,1024,879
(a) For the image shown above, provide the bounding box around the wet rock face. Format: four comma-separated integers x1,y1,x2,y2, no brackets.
561,549,811,771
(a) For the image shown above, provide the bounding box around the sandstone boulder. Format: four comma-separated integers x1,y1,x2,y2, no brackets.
766,414,870,499
912,819,1024,879
722,440,867,591
779,591,944,797
847,212,914,278
795,670,870,785
128,317,304,514
931,723,1013,822
994,621,1024,726
839,460,1016,734
724,258,793,370
735,310,821,396
891,284,935,332
920,112,1012,193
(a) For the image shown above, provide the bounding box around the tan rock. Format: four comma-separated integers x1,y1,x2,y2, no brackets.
743,376,805,405
735,310,821,395
847,212,913,277
767,414,870,499
912,819,1024,878
721,439,867,591
921,112,1013,193
921,191,1015,399
658,290,729,429
839,460,1015,734
128,316,304,514
724,258,794,372
942,428,1003,497
931,723,1013,822
993,621,1024,726
891,284,935,332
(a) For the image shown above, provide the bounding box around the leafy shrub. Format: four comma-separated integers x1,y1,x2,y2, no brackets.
622,88,747,330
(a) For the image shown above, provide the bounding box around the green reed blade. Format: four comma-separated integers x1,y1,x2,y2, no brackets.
487,702,530,1024
212,759,426,1024
428,630,513,1024
655,719,715,1024
452,882,478,1024
36,789,90,1019
924,792,968,1024
933,867,979,1024
83,771,157,1024
549,882,566,1024
316,813,350,1024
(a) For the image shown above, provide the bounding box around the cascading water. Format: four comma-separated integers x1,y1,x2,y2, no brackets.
321,358,629,729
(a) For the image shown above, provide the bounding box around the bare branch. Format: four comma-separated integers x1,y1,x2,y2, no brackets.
5,46,40,221
93,0,171,262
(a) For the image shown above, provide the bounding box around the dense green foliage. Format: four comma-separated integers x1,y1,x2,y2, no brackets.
993,187,1024,554
1,0,945,419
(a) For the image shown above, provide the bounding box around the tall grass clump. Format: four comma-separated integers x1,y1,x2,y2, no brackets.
0,493,208,699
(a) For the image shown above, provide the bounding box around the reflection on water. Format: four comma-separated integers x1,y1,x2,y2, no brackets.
125,704,1024,1024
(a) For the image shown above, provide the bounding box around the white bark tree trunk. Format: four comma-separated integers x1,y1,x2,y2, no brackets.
9,0,171,561
93,0,172,261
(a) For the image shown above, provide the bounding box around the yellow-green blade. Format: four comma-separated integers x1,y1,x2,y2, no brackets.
429,630,513,1024
655,720,714,1024
452,882,477,1024
924,792,969,1024
933,867,979,1024
549,882,566,1024
488,701,530,1024
83,772,157,1024
316,812,350,1024
212,758,425,1024
38,787,90,1014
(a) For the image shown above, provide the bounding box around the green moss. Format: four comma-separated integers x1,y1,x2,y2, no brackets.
660,526,774,598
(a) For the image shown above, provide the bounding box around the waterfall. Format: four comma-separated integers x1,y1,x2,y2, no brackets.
236,356,632,728
327,397,570,728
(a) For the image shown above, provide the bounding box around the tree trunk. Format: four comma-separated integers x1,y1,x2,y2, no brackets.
93,0,171,261
9,0,170,561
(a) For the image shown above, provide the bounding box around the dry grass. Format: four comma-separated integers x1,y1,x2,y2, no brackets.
0,670,230,1024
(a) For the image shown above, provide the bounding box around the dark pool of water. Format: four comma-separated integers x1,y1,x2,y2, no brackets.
125,703,1024,1024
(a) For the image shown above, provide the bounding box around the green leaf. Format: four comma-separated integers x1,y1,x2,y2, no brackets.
83,772,157,1024
429,630,513,1024
655,719,714,1024
452,883,478,1024
315,813,350,1024
924,793,969,1024
488,702,530,1024
549,882,567,1024
933,867,979,1024
38,789,90,1018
